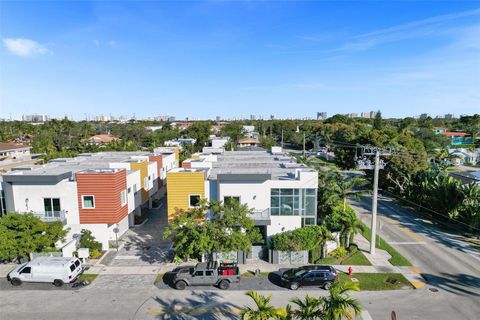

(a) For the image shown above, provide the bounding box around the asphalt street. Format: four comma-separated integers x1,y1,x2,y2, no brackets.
1,195,479,319
349,195,480,320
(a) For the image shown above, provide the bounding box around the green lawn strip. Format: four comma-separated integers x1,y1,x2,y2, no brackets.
78,274,97,282
241,271,269,278
155,273,164,284
341,251,371,266
338,273,412,290
313,250,372,266
360,222,412,266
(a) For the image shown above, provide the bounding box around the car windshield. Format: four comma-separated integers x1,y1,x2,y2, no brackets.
294,269,308,277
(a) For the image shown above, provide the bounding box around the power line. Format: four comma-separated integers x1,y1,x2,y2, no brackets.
380,189,480,233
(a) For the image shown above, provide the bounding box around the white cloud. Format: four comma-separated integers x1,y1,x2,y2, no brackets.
340,7,480,52
107,40,117,47
3,38,51,57
93,39,101,47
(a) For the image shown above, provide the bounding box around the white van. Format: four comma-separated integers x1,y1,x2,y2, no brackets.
7,257,84,287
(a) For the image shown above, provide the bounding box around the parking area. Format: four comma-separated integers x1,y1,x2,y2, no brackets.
108,203,173,266
155,270,331,291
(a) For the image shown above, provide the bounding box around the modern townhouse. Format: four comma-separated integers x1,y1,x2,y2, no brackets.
1,151,178,254
167,149,318,245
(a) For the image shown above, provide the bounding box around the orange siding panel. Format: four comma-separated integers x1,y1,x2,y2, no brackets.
76,169,128,224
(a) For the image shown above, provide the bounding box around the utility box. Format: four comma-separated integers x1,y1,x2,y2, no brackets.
77,248,90,259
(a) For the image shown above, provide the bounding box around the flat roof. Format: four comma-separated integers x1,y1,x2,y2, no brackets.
2,151,163,182
208,151,315,180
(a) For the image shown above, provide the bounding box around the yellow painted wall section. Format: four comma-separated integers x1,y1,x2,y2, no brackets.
130,160,149,203
167,171,205,221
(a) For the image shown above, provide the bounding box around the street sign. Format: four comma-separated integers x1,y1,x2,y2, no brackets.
113,227,120,234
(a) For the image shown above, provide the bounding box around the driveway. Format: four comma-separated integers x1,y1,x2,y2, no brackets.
108,201,173,266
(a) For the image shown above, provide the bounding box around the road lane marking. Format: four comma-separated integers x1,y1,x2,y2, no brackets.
398,226,425,242
411,280,426,289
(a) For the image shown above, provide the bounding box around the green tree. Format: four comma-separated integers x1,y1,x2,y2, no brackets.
322,282,361,320
0,213,67,262
163,201,262,260
79,229,102,251
325,204,364,248
290,295,324,320
185,122,212,151
240,290,280,320
327,173,368,212
220,122,245,142
373,111,382,130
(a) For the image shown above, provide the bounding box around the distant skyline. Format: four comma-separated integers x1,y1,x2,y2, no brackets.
1,1,479,120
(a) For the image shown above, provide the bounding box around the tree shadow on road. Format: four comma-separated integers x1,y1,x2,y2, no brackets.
422,272,480,297
148,291,240,319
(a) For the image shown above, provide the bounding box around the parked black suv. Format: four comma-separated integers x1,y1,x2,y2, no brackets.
281,265,338,290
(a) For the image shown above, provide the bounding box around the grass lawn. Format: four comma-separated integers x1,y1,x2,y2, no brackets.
342,251,371,265
155,273,164,284
360,222,412,266
241,271,270,278
338,273,411,290
78,274,97,282
313,250,372,266
309,157,339,170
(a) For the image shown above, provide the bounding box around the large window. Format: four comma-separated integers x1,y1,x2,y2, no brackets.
82,195,95,209
189,194,201,208
0,190,6,216
44,198,61,213
271,188,317,221
224,196,240,208
120,190,127,207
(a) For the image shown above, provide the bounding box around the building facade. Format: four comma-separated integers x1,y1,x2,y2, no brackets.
1,151,178,252
166,150,318,242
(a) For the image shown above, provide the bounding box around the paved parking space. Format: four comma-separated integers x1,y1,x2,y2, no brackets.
109,203,173,266
89,274,157,289
155,271,332,291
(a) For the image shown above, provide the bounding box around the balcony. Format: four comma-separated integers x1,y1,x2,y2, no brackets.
33,210,67,224
249,208,271,226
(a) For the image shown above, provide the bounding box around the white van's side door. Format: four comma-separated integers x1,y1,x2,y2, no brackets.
18,266,33,282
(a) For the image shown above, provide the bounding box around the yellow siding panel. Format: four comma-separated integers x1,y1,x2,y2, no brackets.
130,161,149,203
167,171,205,222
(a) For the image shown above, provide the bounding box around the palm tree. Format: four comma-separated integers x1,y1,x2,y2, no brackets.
314,225,332,259
339,209,365,248
240,290,279,320
328,174,368,212
290,295,324,320
321,282,361,320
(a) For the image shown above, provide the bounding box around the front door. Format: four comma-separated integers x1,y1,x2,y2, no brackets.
19,266,33,282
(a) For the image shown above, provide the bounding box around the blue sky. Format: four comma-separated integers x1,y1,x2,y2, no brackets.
1,1,479,120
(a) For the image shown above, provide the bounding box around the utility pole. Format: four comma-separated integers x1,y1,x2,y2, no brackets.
370,150,380,254
303,132,306,157
356,146,391,255
281,129,284,150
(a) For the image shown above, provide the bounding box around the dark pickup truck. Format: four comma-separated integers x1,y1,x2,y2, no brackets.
172,261,240,290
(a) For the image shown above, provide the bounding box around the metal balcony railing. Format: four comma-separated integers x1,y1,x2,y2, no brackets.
249,208,271,220
33,210,67,223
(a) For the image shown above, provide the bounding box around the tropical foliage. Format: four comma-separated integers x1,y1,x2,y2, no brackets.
240,282,361,320
270,225,332,258
163,200,263,260
0,213,67,262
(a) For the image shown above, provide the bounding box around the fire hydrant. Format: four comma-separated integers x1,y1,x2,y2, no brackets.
348,266,353,276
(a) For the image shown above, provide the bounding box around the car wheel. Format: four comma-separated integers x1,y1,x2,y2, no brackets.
175,280,187,290
289,282,299,290
53,279,64,287
218,280,230,290
323,281,332,290
10,278,22,286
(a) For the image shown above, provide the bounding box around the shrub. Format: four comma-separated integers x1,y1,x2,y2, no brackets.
79,229,102,251
89,249,103,259
348,243,358,253
271,226,330,251
330,246,348,259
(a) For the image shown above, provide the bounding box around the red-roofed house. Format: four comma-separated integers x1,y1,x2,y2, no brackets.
88,134,120,145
